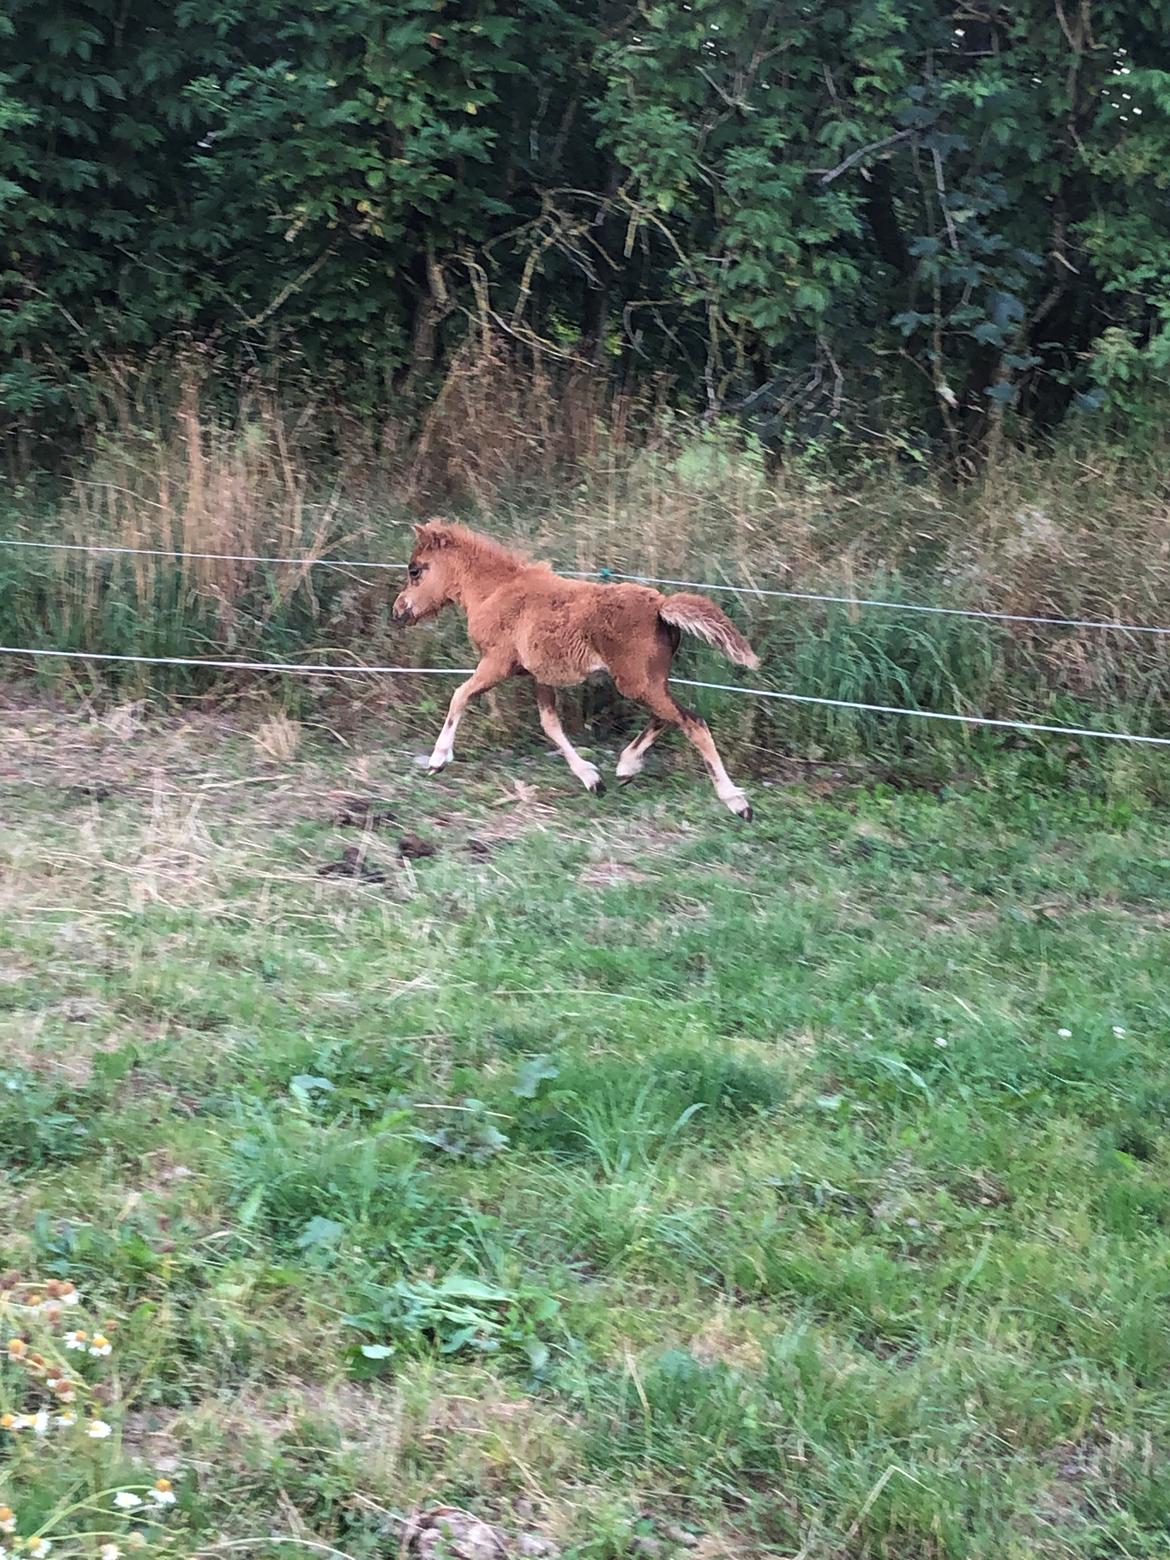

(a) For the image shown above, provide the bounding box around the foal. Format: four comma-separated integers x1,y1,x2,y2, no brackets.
391,520,760,819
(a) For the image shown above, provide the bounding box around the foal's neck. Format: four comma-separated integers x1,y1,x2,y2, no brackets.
450,540,524,612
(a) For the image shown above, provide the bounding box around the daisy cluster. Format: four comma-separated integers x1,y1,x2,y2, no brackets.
0,1278,180,1560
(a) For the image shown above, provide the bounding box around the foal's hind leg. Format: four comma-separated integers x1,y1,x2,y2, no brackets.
535,684,605,795
621,680,752,820
615,718,665,782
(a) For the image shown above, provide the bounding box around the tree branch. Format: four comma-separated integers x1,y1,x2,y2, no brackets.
815,127,914,185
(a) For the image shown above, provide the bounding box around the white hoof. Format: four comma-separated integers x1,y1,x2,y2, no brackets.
416,752,450,772
576,762,605,795
615,753,644,782
721,788,752,822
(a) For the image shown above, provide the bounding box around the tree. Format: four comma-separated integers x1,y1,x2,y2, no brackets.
3,0,1170,457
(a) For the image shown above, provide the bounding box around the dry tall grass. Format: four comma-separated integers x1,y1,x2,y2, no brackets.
3,343,1169,755
26,347,1170,616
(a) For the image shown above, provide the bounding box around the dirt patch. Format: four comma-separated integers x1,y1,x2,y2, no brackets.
403,1506,559,1559
1034,1431,1132,1533
472,780,560,842
398,831,438,860
688,1307,766,1370
292,1378,406,1447
0,955,35,985
160,1379,406,1481
318,846,389,884
0,1023,134,1087
333,794,399,829
120,1406,186,1469
748,755,860,794
658,892,710,921
950,1167,1011,1208
131,1149,198,1200
54,996,110,1024
318,833,437,881
0,705,230,793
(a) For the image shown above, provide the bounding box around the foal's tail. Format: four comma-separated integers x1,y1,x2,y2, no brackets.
658,592,761,671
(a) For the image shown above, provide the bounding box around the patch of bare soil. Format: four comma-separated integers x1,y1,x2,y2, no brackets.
116,1406,189,1482
398,831,438,860
1033,1431,1134,1535
688,1307,766,1370
476,779,560,841
402,1506,559,1559
333,794,399,829
0,702,241,792
0,954,35,985
318,845,389,884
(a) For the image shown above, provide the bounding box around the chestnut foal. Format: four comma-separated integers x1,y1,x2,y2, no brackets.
391,520,761,819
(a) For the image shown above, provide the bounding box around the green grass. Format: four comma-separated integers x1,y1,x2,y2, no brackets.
2,702,1170,1558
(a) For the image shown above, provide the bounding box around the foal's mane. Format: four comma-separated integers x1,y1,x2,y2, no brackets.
416,519,544,574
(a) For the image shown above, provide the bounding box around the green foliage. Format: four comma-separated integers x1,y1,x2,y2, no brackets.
343,1274,560,1369
5,1,1170,452
0,1069,96,1172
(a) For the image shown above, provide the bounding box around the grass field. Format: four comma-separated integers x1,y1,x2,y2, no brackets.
2,699,1170,1559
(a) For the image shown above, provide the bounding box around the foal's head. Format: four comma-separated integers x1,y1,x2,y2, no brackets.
392,520,464,625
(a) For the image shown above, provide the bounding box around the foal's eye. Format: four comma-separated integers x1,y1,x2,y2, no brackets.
408,564,423,583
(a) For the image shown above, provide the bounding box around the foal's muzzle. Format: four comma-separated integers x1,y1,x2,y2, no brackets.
392,594,415,625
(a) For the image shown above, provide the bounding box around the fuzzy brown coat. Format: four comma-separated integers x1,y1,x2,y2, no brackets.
392,520,759,818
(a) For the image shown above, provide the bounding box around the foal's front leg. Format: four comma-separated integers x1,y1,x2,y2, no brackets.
418,658,510,772
535,684,605,795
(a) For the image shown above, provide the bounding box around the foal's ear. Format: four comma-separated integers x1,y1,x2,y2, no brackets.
413,518,454,550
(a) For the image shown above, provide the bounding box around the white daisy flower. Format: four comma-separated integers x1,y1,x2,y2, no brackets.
101,1546,122,1560
89,1334,112,1357
28,1539,52,1559
0,1505,16,1534
149,1479,176,1508
113,1493,143,1512
1057,1028,1072,1038
87,1419,113,1440
56,1413,78,1429
63,1331,88,1352
31,1410,51,1437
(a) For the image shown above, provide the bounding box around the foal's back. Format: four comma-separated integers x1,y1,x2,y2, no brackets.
486,570,664,687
